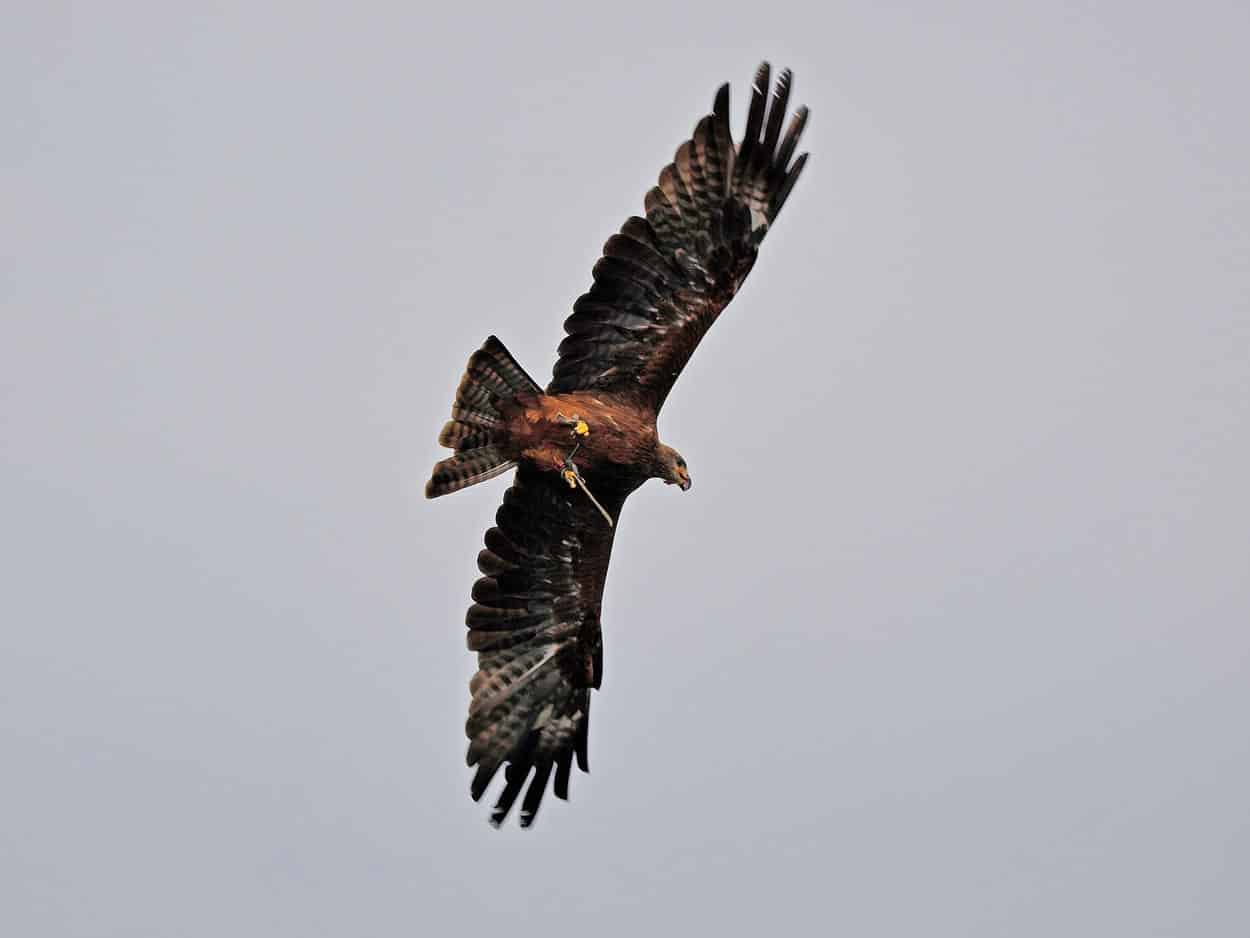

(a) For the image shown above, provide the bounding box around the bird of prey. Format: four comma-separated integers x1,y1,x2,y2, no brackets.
427,63,808,827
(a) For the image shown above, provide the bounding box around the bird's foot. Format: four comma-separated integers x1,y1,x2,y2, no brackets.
554,412,590,437
557,454,612,528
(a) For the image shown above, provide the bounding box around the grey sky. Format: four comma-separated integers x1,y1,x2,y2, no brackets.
4,2,1249,935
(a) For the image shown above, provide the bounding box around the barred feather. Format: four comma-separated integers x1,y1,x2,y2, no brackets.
425,447,516,498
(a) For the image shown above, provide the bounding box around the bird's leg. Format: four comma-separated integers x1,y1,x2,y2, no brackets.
549,435,611,527
559,447,613,528
560,441,580,489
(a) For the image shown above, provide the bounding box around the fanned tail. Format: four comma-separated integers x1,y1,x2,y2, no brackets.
426,336,540,499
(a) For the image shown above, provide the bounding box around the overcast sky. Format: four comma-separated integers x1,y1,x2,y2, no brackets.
4,2,1249,935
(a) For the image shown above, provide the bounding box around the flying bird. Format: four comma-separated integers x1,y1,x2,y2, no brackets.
427,63,809,826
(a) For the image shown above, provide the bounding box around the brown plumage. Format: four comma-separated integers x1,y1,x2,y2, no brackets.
427,63,809,827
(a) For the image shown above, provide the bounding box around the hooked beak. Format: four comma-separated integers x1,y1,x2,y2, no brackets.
679,476,691,492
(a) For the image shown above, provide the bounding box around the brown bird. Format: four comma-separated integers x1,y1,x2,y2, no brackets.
427,63,809,826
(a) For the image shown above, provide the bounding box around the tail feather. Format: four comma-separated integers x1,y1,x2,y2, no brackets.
465,336,542,401
427,337,541,499
426,446,517,498
438,421,506,451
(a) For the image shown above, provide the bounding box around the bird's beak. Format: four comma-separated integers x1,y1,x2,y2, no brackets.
679,477,691,491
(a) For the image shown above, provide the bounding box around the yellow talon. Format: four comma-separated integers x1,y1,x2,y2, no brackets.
574,420,589,437
562,468,578,488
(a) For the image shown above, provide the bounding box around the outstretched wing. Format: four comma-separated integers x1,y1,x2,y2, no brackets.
464,465,630,827
548,63,809,413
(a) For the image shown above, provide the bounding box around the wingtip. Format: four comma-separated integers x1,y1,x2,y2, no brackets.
713,82,731,131
751,63,771,114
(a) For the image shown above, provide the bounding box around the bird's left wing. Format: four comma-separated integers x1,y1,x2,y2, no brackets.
548,63,809,414
464,465,630,827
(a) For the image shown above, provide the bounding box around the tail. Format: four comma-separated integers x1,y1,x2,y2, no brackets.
426,336,542,499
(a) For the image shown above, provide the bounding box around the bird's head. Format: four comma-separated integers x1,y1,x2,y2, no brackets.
655,443,691,491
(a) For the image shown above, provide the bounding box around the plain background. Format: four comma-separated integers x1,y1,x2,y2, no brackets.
4,2,1248,935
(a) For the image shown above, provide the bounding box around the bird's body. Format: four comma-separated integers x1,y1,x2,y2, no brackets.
426,344,675,503
426,64,809,826
513,392,660,486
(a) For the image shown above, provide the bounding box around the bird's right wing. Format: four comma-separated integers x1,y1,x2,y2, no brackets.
548,63,809,415
463,465,630,827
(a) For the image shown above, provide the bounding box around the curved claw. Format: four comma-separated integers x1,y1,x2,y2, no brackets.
555,412,590,437
559,456,613,528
